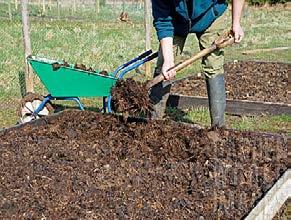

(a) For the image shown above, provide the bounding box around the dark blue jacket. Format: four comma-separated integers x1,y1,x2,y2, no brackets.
152,0,228,40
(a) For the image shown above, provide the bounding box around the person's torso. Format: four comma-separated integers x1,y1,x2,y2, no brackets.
171,0,227,34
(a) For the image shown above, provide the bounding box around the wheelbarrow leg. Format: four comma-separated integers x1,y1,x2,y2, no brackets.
102,97,107,113
33,94,53,116
107,95,113,113
63,97,85,110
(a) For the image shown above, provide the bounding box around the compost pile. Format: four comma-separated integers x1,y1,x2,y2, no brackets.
0,110,287,219
171,61,289,103
111,78,153,117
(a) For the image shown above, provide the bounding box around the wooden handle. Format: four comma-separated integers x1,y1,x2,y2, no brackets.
146,44,217,89
146,74,165,90
146,31,234,89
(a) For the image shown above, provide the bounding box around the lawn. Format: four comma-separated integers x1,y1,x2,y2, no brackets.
0,3,289,130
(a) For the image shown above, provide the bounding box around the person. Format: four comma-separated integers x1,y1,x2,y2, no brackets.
150,0,245,127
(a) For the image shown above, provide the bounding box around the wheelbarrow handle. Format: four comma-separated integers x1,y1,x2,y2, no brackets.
123,49,153,68
143,51,158,62
113,49,153,76
117,51,158,79
138,49,154,60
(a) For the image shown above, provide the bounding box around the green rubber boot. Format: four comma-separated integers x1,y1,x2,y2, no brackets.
206,74,226,127
149,82,171,119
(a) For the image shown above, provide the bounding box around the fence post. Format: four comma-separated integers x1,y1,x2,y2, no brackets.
21,0,34,93
73,0,76,12
122,0,126,12
42,0,46,14
144,0,152,77
8,1,12,20
95,0,100,14
57,0,60,19
14,0,18,10
48,0,52,10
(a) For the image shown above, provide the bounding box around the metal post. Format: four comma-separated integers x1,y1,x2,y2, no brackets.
21,0,34,93
144,0,152,77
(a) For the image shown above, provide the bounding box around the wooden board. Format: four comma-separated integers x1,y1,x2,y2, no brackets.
245,170,291,220
242,47,290,55
167,94,291,116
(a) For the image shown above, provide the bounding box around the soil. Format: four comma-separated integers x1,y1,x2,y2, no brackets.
111,78,153,118
0,110,287,219
171,61,289,103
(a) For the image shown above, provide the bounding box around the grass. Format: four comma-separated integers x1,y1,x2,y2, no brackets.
166,107,290,133
0,4,289,131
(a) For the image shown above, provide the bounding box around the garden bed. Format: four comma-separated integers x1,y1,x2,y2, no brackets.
171,61,289,104
169,61,290,116
0,110,287,219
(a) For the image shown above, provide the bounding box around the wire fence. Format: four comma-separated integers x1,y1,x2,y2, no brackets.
0,0,153,127
0,0,145,22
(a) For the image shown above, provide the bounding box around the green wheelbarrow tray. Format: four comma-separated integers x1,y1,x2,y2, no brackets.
28,56,117,97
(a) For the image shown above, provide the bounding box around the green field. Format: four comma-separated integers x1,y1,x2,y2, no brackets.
0,4,290,130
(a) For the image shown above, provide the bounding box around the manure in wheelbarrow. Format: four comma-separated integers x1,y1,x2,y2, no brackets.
99,70,109,76
52,61,70,71
74,63,95,73
111,78,153,118
52,61,109,76
74,64,108,75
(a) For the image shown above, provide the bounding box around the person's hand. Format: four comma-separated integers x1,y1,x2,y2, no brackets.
232,23,244,43
162,60,176,80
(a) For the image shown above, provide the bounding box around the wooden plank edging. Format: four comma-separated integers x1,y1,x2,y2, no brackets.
245,169,291,220
167,94,291,116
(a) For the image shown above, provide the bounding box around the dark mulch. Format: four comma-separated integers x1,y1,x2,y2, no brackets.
0,110,287,219
111,78,153,118
171,61,289,103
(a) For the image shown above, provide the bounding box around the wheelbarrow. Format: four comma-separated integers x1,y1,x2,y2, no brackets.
20,50,158,123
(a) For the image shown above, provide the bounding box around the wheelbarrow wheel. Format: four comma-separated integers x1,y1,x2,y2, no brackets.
18,92,54,123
